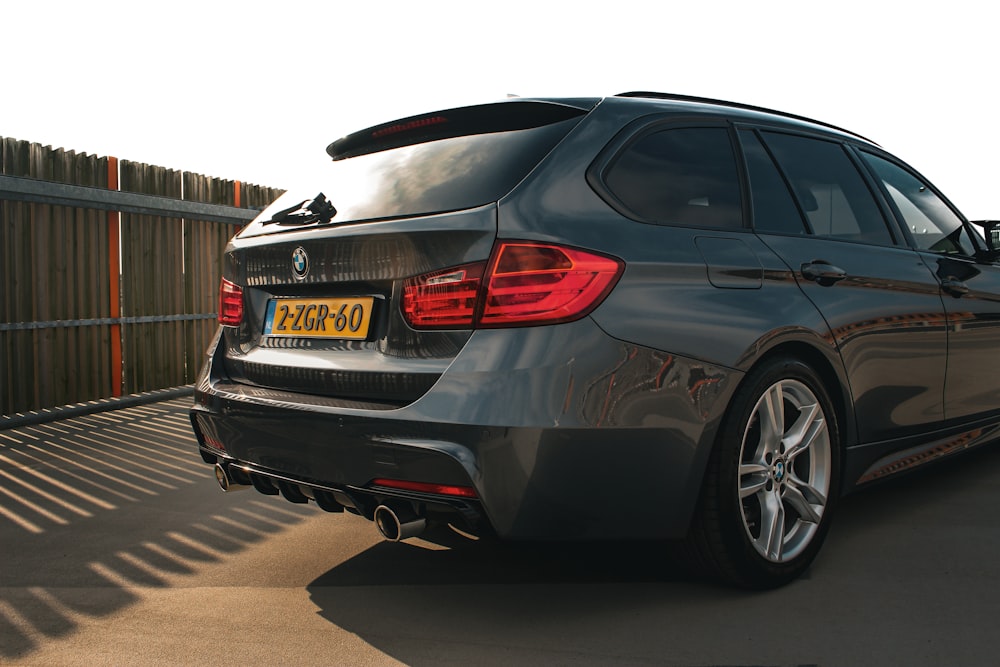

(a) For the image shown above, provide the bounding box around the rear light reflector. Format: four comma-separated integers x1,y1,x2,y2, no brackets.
218,278,244,326
372,478,478,498
402,242,623,329
204,435,226,452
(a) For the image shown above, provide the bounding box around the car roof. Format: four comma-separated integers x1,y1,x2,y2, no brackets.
611,91,879,146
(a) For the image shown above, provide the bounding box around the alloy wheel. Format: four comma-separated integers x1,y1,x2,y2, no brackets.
738,378,832,563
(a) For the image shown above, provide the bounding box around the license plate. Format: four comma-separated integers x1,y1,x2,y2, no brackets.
264,297,375,339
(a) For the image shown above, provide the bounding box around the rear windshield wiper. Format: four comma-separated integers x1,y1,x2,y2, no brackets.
262,193,337,226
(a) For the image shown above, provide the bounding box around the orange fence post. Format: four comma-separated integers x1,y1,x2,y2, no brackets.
108,156,122,397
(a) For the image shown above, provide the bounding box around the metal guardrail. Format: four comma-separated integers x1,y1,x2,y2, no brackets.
0,313,217,332
0,174,258,225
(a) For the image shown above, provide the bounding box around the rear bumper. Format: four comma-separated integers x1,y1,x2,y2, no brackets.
190,319,740,539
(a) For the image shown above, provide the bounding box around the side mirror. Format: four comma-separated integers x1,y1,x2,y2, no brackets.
971,220,1000,262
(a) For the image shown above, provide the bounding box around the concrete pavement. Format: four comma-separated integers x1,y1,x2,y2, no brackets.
2,398,999,666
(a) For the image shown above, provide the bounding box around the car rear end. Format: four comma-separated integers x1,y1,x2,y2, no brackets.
190,96,737,540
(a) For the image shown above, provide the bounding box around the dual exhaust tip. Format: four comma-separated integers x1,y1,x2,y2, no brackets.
214,463,250,492
214,464,427,541
373,504,426,542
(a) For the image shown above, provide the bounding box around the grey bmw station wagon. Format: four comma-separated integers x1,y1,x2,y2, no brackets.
190,92,1000,588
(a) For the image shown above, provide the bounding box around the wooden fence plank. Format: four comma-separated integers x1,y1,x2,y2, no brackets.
121,160,186,393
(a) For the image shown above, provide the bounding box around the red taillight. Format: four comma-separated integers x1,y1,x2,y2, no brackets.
402,242,623,330
372,478,478,498
402,262,486,329
479,243,623,327
218,278,243,326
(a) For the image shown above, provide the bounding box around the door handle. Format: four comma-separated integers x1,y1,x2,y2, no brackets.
801,261,847,286
941,278,969,297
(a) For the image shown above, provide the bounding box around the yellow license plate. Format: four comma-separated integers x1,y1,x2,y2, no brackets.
264,297,375,339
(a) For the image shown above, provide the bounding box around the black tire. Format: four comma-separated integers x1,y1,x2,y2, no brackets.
687,356,841,588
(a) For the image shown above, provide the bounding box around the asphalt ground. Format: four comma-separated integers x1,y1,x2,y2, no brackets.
1,397,999,666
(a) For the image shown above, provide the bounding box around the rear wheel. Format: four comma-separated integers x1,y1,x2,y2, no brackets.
688,356,840,588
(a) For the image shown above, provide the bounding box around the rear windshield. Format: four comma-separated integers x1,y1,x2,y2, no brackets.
244,103,587,236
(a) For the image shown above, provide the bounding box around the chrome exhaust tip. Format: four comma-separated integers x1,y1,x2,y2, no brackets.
374,504,426,542
214,463,251,492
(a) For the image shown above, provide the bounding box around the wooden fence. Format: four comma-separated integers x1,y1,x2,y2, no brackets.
0,137,284,416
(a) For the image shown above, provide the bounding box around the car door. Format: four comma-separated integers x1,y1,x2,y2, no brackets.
858,150,1000,422
738,128,949,446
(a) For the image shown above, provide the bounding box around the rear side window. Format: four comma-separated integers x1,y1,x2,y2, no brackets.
601,126,743,229
739,130,807,234
761,132,895,245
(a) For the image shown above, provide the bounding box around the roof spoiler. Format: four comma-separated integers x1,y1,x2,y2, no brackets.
327,100,590,161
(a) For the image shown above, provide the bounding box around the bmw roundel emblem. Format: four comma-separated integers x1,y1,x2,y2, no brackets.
291,247,309,280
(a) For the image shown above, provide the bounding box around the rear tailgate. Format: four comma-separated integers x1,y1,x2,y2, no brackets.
218,100,594,406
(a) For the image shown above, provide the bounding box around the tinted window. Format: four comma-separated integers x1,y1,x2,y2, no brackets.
762,132,894,245
861,152,976,256
247,116,581,236
604,127,742,228
739,130,807,234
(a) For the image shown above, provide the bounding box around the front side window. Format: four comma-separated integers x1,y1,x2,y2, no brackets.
761,132,894,245
602,126,743,229
860,152,976,256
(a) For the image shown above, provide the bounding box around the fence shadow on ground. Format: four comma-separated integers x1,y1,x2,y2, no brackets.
6,396,1000,665
0,398,313,660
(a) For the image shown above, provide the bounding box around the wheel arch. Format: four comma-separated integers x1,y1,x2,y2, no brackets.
682,337,852,536
743,340,855,453
740,334,857,448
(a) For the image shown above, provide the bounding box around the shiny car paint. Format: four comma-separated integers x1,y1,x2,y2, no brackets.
190,93,1000,586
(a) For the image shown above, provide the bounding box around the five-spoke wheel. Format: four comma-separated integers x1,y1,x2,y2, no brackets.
688,356,840,588
738,378,832,564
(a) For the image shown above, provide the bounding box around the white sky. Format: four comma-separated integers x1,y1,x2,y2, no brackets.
4,0,998,218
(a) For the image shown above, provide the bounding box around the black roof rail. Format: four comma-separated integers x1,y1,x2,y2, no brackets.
616,91,878,145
